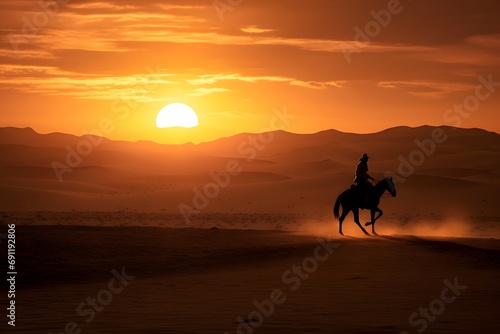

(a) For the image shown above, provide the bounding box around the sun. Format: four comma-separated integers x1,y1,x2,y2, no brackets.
156,103,199,128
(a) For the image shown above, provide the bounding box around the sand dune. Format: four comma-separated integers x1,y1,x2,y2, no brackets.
0,124,499,243
1,126,499,237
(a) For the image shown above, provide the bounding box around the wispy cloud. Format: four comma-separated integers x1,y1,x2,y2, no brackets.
377,80,476,99
187,87,230,96
186,73,291,85
466,33,500,48
241,26,274,34
0,65,177,100
203,111,248,119
187,73,346,91
290,80,346,90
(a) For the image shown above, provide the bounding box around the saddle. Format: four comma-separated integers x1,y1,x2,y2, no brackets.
350,183,372,209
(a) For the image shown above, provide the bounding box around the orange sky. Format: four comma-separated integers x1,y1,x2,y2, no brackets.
1,0,500,144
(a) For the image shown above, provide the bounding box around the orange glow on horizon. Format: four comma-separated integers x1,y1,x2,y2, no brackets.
0,1,499,144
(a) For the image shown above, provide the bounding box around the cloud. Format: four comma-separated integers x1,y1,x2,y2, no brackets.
203,111,248,119
241,26,274,34
187,87,230,96
377,80,476,99
0,64,177,100
290,80,346,90
186,73,292,85
466,33,500,48
187,73,347,90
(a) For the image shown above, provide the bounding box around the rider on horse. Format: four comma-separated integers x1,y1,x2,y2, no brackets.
354,153,374,206
334,154,396,235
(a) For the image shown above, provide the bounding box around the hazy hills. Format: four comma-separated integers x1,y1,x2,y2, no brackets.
0,126,499,226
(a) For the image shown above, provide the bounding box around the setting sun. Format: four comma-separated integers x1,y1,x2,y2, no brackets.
156,103,199,129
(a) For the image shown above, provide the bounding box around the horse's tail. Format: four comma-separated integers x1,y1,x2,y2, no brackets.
333,192,343,220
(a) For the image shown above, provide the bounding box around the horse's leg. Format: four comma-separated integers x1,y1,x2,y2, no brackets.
365,209,376,226
339,207,350,236
366,209,375,226
371,208,383,235
353,208,370,236
365,207,383,226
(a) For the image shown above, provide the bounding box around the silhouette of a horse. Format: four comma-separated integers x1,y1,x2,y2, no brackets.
334,177,396,236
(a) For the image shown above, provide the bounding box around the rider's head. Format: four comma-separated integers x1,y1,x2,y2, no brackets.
359,153,369,162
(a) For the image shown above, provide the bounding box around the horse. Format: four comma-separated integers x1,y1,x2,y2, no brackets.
333,177,396,236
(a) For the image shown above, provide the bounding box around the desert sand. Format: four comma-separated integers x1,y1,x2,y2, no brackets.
3,223,499,333
1,125,499,333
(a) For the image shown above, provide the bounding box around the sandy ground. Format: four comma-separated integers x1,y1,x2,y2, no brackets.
1,219,499,334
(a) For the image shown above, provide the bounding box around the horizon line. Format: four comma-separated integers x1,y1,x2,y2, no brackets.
1,124,498,146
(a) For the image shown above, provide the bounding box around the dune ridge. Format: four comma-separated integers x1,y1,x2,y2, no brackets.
1,125,499,238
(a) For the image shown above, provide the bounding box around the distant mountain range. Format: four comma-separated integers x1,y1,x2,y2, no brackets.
0,126,499,219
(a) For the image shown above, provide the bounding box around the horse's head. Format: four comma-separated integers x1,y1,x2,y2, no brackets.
385,177,397,197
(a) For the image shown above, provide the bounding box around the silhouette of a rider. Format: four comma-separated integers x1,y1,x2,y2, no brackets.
354,153,374,205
